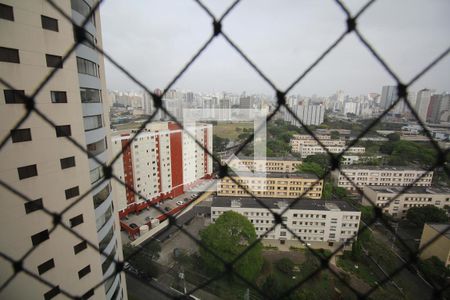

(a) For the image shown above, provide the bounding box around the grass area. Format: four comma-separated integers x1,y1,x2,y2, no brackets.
337,254,378,286
213,121,253,139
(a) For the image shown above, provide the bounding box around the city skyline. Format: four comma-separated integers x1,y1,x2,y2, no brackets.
101,0,450,95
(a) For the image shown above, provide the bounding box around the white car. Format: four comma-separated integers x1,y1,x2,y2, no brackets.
176,200,183,206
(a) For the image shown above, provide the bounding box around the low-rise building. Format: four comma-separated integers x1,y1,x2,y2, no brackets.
217,172,323,199
419,223,450,266
211,196,361,250
334,166,433,191
293,144,365,159
362,186,450,219
340,155,383,166
290,138,345,153
292,134,331,140
224,156,301,173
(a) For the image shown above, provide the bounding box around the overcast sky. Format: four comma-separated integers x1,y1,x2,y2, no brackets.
99,0,450,96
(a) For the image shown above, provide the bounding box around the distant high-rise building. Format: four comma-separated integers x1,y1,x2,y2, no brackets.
427,93,450,124
415,89,432,123
0,1,127,299
290,100,325,126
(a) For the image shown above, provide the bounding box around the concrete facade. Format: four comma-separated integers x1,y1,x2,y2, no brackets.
334,166,433,191
362,186,450,219
0,1,126,299
217,172,323,199
211,197,361,251
225,156,302,173
419,223,450,267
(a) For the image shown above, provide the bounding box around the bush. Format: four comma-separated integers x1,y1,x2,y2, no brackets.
276,257,295,276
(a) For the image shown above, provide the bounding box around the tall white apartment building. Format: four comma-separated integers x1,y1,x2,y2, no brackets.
285,100,325,126
0,1,126,299
334,166,433,191
111,122,213,218
362,186,450,219
211,197,361,250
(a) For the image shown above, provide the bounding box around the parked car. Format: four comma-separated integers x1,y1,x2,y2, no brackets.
176,200,183,206
164,206,171,212
129,223,138,229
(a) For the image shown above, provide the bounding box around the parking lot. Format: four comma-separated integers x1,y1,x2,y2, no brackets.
120,180,216,243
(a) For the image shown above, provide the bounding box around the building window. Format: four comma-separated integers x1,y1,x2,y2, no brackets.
83,115,102,131
41,15,58,32
38,258,55,275
78,265,91,279
87,138,106,157
0,47,20,63
65,186,80,200
11,128,31,143
24,198,43,214
70,214,84,228
51,91,67,103
44,286,60,300
55,125,71,137
74,27,96,48
4,89,26,104
80,87,101,103
0,3,14,21
45,54,63,68
82,289,94,299
31,229,49,246
70,0,95,26
93,183,112,208
17,164,38,180
60,156,76,169
74,240,87,254
76,57,99,77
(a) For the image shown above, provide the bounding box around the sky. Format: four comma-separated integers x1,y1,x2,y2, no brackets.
99,0,450,97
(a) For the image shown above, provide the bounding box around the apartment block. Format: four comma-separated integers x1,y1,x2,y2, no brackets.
334,166,433,191
217,172,323,199
224,156,301,173
211,197,361,250
0,1,126,299
290,138,346,153
419,223,450,267
293,144,365,159
362,186,450,219
111,122,213,217
292,134,331,140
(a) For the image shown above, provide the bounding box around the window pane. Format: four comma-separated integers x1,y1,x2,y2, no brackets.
46,54,63,68
51,91,67,103
0,47,20,63
24,198,43,214
11,128,32,143
44,286,60,300
0,3,14,21
41,15,58,32
60,156,76,169
18,164,38,180
93,183,111,208
70,214,84,228
38,258,55,275
65,186,80,199
31,230,49,246
55,125,71,137
4,90,26,104
80,88,101,103
83,115,102,131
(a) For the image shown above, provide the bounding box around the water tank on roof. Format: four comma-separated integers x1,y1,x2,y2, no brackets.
140,225,149,234
151,219,160,227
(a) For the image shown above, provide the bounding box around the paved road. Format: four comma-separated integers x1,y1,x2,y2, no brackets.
126,274,174,300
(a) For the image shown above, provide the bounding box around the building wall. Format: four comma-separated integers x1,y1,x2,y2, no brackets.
419,224,450,266
335,168,433,191
211,204,360,250
218,176,323,199
0,1,126,299
111,122,212,216
226,158,302,173
362,187,450,219
293,145,365,158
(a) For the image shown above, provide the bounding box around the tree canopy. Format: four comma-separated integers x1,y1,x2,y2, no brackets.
199,211,263,281
406,206,448,227
297,162,325,178
123,241,161,278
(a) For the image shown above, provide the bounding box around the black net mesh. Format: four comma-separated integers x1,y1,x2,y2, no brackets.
1,0,449,299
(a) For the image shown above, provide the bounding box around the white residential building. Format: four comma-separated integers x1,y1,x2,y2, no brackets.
293,145,365,159
111,122,213,217
362,186,450,219
0,1,126,299
211,197,361,250
334,166,434,191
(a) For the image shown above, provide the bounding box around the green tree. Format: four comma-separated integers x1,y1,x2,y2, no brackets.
261,275,283,299
123,242,161,278
387,132,400,141
322,182,333,200
418,256,450,288
276,257,295,276
406,206,448,227
360,206,375,223
330,130,340,140
199,211,263,281
303,154,330,170
297,162,325,178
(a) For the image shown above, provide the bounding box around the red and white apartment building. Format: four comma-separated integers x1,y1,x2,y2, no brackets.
111,122,213,218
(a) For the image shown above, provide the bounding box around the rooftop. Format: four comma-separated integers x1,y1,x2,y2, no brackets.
366,186,450,195
426,223,450,240
226,171,319,180
342,165,428,171
212,196,358,212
